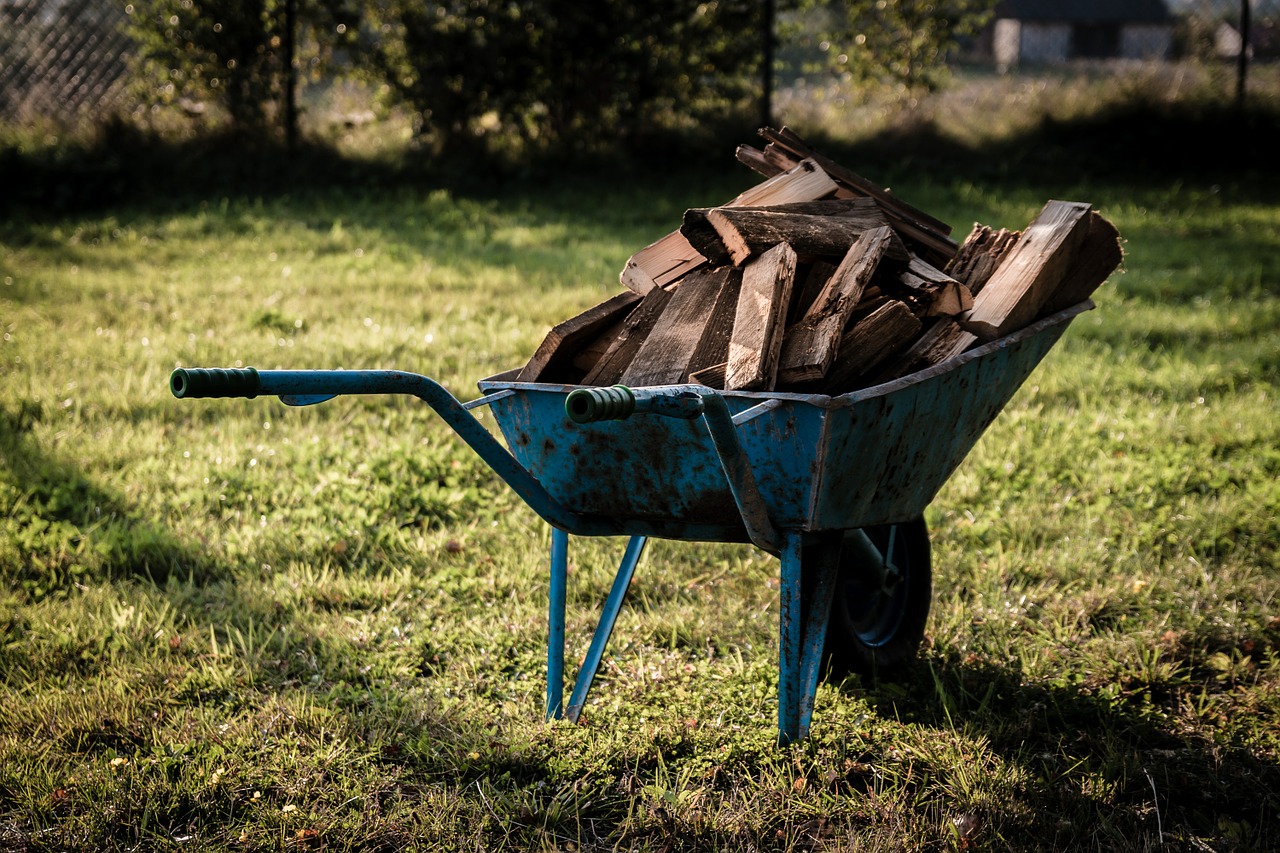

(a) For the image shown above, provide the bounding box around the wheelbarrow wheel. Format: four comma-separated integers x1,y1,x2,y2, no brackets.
826,517,931,678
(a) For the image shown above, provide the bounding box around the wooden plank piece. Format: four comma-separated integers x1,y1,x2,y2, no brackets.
581,286,673,386
962,200,1093,341
735,144,784,178
725,242,798,391
621,267,735,387
517,290,641,383
686,268,743,378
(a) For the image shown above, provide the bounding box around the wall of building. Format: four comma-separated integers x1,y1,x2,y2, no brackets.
1121,24,1173,59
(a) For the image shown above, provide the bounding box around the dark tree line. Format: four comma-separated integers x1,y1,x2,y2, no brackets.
124,0,994,153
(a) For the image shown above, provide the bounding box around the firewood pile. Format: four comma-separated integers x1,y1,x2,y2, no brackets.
518,127,1123,395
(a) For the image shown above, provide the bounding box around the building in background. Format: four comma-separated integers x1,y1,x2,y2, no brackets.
987,0,1174,70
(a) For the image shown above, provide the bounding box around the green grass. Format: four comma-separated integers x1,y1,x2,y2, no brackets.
2,131,1279,849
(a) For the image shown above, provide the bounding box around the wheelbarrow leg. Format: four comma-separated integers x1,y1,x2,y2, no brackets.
546,530,648,723
547,527,569,720
778,530,842,745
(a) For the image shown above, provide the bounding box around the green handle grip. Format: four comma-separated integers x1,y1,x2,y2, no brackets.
170,367,261,399
565,385,706,424
565,386,634,423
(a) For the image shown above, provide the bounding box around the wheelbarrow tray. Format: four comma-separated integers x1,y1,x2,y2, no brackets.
478,301,1092,542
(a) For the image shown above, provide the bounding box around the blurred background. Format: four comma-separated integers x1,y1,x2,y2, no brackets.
2,0,1277,207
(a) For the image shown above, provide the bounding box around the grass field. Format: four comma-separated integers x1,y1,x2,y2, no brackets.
2,96,1279,849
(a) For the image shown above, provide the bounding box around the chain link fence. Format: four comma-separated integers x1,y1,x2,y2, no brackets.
0,0,1275,129
0,0,134,124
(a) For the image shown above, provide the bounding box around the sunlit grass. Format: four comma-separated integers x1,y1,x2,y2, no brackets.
2,104,1279,849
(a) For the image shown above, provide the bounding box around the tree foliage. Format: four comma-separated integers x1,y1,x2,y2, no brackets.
124,0,357,134
820,0,996,97
359,0,767,154
120,0,993,149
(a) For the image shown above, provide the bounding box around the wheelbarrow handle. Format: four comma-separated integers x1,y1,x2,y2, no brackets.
171,367,261,399
169,366,625,538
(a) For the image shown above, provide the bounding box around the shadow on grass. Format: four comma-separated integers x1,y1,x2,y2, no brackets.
3,96,1280,225
853,650,1280,849
0,400,219,598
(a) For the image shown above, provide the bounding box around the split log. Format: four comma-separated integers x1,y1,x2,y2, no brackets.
962,200,1093,341
890,256,974,318
813,300,923,395
620,267,738,387
581,286,673,386
705,206,905,267
789,261,837,324
870,318,979,384
1039,210,1123,316
777,225,896,384
518,290,641,383
688,361,727,390
572,315,632,375
725,242,798,391
619,158,838,294
682,197,881,265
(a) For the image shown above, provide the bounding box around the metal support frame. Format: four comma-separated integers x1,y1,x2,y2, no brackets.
777,531,842,744
546,531,648,724
547,525,847,744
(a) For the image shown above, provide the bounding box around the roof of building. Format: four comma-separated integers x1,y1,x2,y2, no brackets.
995,0,1171,23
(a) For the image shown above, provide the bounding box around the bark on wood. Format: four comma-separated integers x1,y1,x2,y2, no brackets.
705,206,904,267
619,158,838,293
962,200,1093,341
620,267,737,387
518,290,641,383
1039,210,1123,316
725,242,798,391
813,300,923,395
777,225,896,384
581,286,673,386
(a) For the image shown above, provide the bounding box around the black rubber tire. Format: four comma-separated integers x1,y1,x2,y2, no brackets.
826,517,931,679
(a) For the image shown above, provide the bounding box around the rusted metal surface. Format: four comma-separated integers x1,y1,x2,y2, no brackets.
480,301,1091,538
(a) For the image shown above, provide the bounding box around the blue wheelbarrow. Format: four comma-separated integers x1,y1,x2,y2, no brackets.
170,300,1091,744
